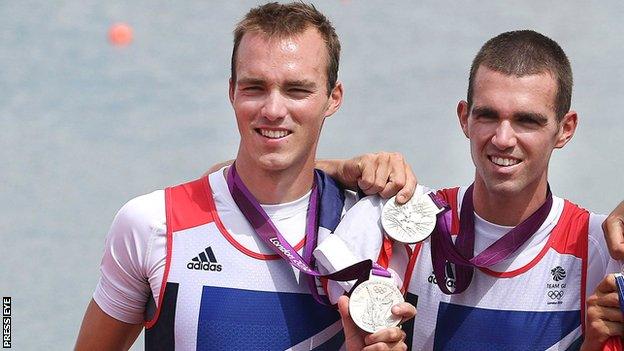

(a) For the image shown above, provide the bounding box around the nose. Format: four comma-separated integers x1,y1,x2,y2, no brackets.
261,90,287,121
491,121,517,150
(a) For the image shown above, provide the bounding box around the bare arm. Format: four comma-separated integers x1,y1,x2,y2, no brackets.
604,201,624,260
203,153,418,203
75,299,143,351
201,153,419,202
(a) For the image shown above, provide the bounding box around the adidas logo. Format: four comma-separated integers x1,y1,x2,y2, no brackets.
427,262,456,289
187,247,222,272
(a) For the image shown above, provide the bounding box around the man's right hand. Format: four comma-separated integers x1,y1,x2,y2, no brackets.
604,201,624,260
338,295,415,351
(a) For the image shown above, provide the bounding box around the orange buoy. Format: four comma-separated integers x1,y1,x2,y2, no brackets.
108,23,133,46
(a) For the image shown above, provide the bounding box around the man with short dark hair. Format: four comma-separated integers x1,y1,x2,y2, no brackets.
75,2,415,350
325,30,620,350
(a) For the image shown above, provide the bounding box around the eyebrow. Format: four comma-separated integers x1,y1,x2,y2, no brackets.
471,106,498,117
514,111,549,124
237,78,265,86
471,106,550,124
237,77,318,89
283,79,318,89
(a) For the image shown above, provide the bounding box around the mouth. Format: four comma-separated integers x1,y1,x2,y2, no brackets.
256,128,291,139
489,156,521,167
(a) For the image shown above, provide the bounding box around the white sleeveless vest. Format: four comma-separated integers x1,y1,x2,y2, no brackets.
144,177,344,350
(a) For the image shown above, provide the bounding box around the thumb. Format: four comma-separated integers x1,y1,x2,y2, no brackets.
338,296,360,340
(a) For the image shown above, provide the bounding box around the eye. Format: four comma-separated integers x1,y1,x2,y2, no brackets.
287,88,312,98
239,86,264,96
518,117,540,125
242,86,262,92
474,113,497,121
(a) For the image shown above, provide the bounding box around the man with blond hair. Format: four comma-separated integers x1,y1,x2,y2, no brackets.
75,2,415,350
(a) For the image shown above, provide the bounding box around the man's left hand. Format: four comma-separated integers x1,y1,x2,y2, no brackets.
582,274,624,351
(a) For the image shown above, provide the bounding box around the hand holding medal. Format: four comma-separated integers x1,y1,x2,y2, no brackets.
339,295,415,350
314,234,409,334
382,190,444,243
347,273,405,333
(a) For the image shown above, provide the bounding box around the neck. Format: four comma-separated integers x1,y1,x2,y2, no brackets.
230,157,315,205
472,176,549,226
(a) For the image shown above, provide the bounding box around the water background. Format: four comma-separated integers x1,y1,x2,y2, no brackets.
1,1,622,349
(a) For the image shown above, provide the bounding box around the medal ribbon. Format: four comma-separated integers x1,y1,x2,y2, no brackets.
227,163,390,305
430,183,553,294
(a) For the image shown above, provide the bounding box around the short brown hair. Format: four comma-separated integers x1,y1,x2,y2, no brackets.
231,2,340,95
467,30,573,120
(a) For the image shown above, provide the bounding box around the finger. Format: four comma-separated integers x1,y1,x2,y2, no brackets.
604,206,624,260
379,181,403,200
362,341,407,351
603,319,624,336
588,318,624,339
357,155,378,193
337,296,362,340
395,164,417,205
364,154,391,196
596,274,618,294
599,305,624,322
596,292,621,308
364,327,405,345
391,302,417,322
337,295,354,326
379,155,407,199
362,343,391,351
339,158,364,189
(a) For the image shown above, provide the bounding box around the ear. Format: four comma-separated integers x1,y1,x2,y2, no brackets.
229,77,235,105
554,110,578,148
324,81,344,118
457,100,470,138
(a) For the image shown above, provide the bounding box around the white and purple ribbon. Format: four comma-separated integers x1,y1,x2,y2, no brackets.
227,163,389,305
430,184,553,294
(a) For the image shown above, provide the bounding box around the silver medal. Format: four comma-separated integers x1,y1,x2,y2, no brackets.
382,192,441,243
349,278,404,333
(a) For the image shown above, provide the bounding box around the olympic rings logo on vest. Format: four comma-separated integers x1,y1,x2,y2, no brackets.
547,290,564,300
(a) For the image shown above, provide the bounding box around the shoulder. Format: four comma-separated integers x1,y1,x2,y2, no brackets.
559,199,606,248
560,199,610,275
113,190,166,232
107,190,166,249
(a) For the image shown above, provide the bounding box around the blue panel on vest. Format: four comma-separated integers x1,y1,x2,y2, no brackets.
197,285,342,350
434,302,580,351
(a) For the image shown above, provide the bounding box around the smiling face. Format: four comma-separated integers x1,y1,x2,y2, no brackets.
230,27,342,176
458,66,577,200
